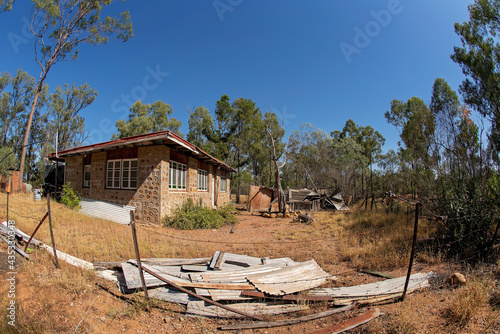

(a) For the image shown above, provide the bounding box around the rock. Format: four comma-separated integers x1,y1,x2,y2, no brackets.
277,213,284,218
262,213,270,218
284,213,291,218
270,213,277,218
445,273,466,286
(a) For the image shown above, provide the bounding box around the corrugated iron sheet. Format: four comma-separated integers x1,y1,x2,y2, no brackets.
246,260,331,296
247,185,274,212
79,198,134,225
201,264,289,284
310,272,434,297
186,301,309,318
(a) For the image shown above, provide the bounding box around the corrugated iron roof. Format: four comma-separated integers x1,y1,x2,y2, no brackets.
48,130,235,172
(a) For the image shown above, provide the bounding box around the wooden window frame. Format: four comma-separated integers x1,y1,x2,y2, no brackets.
198,169,208,191
83,164,91,188
169,161,187,191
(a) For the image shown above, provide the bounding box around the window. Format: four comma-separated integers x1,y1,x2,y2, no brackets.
169,161,187,190
198,169,207,191
106,159,138,189
220,177,227,192
83,165,91,188
121,159,138,189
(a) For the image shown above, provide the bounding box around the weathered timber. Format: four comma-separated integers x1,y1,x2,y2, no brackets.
214,251,225,269
130,212,149,299
137,262,265,321
93,261,123,269
297,214,314,223
308,308,382,334
219,304,355,330
181,265,210,272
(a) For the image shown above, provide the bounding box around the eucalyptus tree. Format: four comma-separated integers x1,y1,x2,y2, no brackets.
46,83,97,151
0,0,15,12
385,97,435,197
18,0,133,189
114,100,181,138
451,0,500,162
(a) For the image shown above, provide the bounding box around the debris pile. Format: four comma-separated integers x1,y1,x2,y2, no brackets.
95,251,434,319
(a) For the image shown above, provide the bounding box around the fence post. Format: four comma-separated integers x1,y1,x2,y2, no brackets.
130,210,149,299
6,190,9,223
401,202,420,301
47,194,60,269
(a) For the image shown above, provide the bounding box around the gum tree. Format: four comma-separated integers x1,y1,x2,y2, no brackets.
18,0,133,189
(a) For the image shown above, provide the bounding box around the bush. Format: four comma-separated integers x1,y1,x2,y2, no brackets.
162,198,236,230
60,183,80,210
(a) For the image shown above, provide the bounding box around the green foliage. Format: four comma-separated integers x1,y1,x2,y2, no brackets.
0,146,18,177
451,0,500,160
162,198,236,230
47,83,96,151
0,0,15,12
60,182,80,210
113,100,181,138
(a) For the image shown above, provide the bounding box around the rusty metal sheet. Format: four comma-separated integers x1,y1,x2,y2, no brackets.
310,272,434,298
308,308,382,334
247,260,331,296
247,185,274,212
186,301,309,318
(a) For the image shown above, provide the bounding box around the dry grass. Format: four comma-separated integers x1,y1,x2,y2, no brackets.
446,278,491,327
1,192,498,333
314,209,438,270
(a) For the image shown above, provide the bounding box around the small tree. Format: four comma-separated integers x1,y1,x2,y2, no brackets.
18,0,133,190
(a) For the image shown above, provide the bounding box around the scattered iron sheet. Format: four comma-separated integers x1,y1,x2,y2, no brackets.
148,287,197,305
309,272,434,298
201,263,289,284
128,260,191,279
181,265,209,272
186,301,309,318
122,262,191,289
247,260,332,296
208,289,254,301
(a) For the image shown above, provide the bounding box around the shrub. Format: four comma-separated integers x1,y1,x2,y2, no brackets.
162,198,236,230
60,183,80,210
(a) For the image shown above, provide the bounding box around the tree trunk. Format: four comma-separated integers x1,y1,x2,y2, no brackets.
274,160,286,214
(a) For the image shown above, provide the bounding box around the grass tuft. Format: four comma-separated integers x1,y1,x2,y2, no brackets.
446,279,490,327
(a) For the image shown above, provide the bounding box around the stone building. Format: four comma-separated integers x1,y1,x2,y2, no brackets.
48,131,234,224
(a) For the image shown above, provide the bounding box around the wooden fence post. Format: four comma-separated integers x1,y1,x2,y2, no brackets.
130,210,149,299
401,202,420,301
47,194,60,269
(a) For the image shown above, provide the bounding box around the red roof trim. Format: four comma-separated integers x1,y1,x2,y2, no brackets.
48,130,235,172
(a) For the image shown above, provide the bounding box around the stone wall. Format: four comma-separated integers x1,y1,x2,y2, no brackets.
64,145,232,224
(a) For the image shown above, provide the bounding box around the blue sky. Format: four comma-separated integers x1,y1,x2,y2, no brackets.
0,0,473,153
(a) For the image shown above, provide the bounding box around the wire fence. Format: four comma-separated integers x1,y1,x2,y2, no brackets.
1,190,498,332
